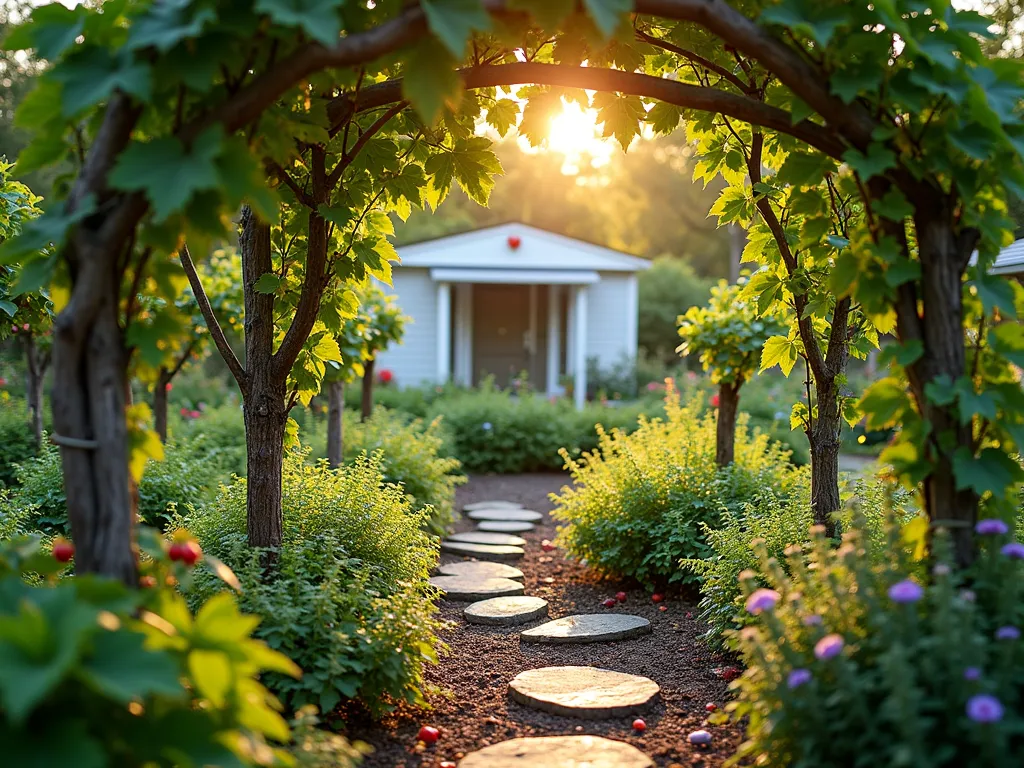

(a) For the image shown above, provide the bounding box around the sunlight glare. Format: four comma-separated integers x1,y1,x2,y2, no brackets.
548,101,600,155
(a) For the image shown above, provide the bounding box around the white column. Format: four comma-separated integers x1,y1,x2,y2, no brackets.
565,286,576,375
573,285,588,410
454,283,473,386
546,284,561,395
436,281,451,384
624,274,639,363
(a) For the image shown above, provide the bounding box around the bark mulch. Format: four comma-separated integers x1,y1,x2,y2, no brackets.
344,472,746,767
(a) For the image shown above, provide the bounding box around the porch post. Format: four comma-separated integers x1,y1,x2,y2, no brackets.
436,281,451,384
573,284,588,409
454,283,473,386
565,286,576,375
546,284,561,395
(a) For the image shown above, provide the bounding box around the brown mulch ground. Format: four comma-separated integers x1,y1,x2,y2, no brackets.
345,473,745,767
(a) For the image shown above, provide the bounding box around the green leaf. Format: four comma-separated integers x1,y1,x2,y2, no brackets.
486,99,520,137
507,0,575,30
879,339,923,367
874,188,913,221
583,0,632,38
128,3,216,52
109,128,224,222
924,374,957,406
311,334,342,363
254,0,342,46
252,273,281,294
954,377,997,425
776,151,835,187
790,401,809,430
3,3,85,60
859,377,910,430
594,91,644,150
51,48,151,118
953,447,1024,496
402,38,462,124
0,300,16,317
79,629,183,702
11,255,58,296
973,272,1017,319
187,649,232,708
647,101,683,134
760,335,798,376
421,0,491,58
0,196,96,266
842,143,896,180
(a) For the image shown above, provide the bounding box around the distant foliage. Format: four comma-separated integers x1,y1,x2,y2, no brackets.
728,513,1024,766
552,385,805,586
0,396,39,488
181,453,442,717
638,256,713,363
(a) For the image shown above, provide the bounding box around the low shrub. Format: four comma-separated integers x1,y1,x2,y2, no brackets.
10,439,224,535
172,401,248,477
180,451,442,717
727,513,1024,766
0,533,311,768
552,385,805,587
0,396,39,488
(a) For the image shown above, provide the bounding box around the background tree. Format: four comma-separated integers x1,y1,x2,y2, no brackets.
325,289,373,469
638,255,712,363
677,281,784,466
357,286,406,422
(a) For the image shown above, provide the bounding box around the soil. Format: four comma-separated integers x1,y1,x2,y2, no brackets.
346,473,745,767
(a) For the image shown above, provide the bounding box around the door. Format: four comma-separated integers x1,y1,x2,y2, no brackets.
472,284,533,388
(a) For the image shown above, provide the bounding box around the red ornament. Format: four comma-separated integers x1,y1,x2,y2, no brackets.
378,368,394,384
507,235,521,250
710,393,720,408
615,591,627,603
417,726,440,744
651,593,664,603
632,718,647,732
52,537,75,563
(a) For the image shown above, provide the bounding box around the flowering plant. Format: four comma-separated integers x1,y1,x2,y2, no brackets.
724,511,1024,767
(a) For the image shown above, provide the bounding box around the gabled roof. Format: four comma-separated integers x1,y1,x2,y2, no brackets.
991,238,1024,275
396,222,651,273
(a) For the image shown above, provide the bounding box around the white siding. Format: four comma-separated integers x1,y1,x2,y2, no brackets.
585,273,636,369
374,268,438,386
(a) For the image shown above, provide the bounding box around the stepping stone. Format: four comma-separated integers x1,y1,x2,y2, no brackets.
447,531,527,547
429,575,525,601
465,596,549,626
436,561,524,581
508,666,660,719
467,508,543,523
440,540,525,562
459,735,653,767
520,614,652,644
464,500,524,512
478,520,536,533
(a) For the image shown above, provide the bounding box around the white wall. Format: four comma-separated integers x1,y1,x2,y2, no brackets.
374,268,438,387
584,272,638,369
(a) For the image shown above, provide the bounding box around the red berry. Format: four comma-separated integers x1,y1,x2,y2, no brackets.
651,593,664,603
632,718,646,732
685,612,693,619
705,703,717,712
139,575,157,589
180,541,202,566
658,605,668,612
615,591,627,603
541,540,555,552
52,537,75,563
417,726,440,744
602,598,617,608
21,323,29,331
168,542,186,562
164,382,172,392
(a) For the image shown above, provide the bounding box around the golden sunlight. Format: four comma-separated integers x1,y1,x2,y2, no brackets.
545,99,615,174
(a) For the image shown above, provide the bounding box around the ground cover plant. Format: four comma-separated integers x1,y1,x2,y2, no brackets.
552,385,805,587
180,452,442,717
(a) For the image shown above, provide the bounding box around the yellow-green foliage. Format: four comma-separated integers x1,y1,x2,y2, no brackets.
552,384,805,586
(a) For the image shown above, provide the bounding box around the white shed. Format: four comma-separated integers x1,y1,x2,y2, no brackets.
375,222,651,407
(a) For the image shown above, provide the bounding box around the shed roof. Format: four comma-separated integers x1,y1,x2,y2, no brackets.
992,238,1024,275
396,222,652,273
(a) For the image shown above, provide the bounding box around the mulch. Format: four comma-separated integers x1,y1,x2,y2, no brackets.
344,473,746,767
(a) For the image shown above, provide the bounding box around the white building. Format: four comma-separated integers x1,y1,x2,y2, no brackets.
375,222,651,408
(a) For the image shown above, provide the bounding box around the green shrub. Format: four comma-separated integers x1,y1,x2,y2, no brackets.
173,401,248,477
552,386,805,587
0,396,39,488
181,451,442,717
727,512,1024,767
0,534,306,768
10,440,224,535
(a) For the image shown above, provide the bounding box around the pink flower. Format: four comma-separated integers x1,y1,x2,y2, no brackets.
190,410,201,419
814,634,844,660
180,407,190,416
745,588,781,615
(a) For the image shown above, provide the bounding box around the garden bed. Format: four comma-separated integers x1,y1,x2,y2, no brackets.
344,473,745,767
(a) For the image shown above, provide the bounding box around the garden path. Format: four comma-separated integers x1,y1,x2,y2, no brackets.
346,474,745,767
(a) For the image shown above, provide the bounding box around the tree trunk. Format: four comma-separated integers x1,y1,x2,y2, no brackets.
153,368,170,443
240,208,285,549
361,358,375,422
716,382,739,467
327,379,344,468
24,334,47,449
808,374,842,537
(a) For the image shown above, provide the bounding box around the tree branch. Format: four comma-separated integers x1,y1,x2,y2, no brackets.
635,28,754,94
327,101,408,188
179,244,248,394
169,338,199,380
268,160,315,208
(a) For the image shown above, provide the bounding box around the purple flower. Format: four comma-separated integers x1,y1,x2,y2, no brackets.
996,626,1020,641
967,694,1004,723
964,667,982,681
802,614,823,627
976,519,1009,536
960,589,977,603
1001,542,1024,559
888,579,924,604
814,634,845,660
787,668,812,689
745,588,781,615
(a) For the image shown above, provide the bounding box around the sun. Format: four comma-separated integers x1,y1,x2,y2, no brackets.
548,101,601,154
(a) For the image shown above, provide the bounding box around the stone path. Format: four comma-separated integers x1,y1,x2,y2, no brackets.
435,499,661,766
476,520,536,533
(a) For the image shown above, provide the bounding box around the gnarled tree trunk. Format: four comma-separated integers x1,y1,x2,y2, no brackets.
24,334,49,449
327,379,344,468
715,381,740,467
361,358,375,422
808,373,842,537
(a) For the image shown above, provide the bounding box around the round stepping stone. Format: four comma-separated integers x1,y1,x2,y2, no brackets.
467,508,543,523
520,614,652,644
440,540,525,562
508,666,660,719
459,735,653,767
447,531,527,547
464,500,524,512
477,520,536,533
465,596,549,626
436,561,524,581
429,575,525,601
